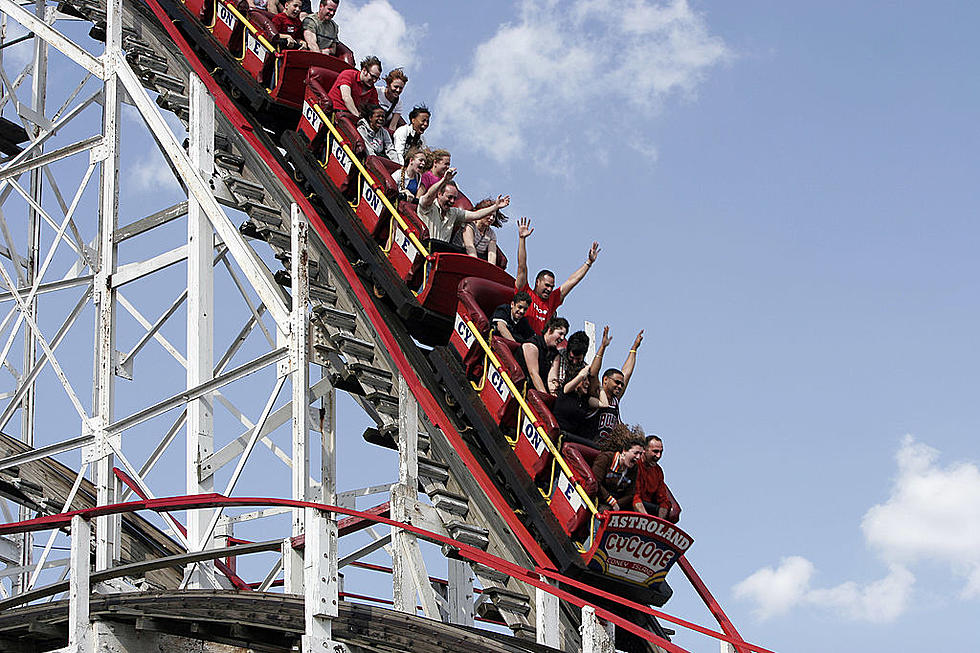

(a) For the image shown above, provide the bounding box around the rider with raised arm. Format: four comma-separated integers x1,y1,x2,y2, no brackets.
514,217,599,334
590,329,644,447
417,168,510,244
554,326,609,444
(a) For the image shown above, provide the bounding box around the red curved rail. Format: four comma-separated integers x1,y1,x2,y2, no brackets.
0,494,774,653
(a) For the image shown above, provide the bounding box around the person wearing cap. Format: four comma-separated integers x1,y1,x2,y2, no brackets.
451,197,509,265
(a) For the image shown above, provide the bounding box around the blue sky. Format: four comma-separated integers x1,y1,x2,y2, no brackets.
3,1,979,651
334,1,980,651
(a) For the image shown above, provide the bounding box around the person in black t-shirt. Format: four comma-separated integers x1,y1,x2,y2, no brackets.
553,363,596,445
491,291,535,343
548,330,589,394
518,316,569,393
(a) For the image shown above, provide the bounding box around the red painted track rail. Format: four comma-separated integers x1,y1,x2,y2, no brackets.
0,494,774,653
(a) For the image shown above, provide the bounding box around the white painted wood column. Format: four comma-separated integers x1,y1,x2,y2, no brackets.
580,605,614,653
92,0,122,574
185,72,215,589
536,578,560,648
302,507,339,652
391,375,418,613
446,558,474,626
68,515,90,650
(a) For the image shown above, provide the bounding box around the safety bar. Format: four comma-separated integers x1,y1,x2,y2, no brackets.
466,321,599,517
222,1,278,53
311,102,431,259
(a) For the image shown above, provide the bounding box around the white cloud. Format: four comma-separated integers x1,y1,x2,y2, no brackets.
127,152,180,194
433,0,728,166
806,565,914,623
734,436,980,623
1,21,35,74
733,556,813,620
335,0,422,70
733,556,914,623
862,435,980,597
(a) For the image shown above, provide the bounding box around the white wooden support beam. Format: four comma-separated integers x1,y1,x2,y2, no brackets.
536,577,561,648
580,605,614,653
446,559,474,626
0,0,103,78
68,515,91,650
92,0,122,573
390,484,443,620
319,377,336,506
392,375,418,613
302,507,339,653
285,204,310,595
291,204,310,522
114,57,289,329
185,73,215,590
389,378,444,619
17,0,48,595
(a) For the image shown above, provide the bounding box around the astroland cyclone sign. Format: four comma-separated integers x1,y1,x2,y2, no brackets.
586,512,693,587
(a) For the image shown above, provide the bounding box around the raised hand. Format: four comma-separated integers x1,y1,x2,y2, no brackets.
518,217,534,239
495,194,511,210
444,167,458,181
601,325,612,349
587,241,601,264
632,330,644,351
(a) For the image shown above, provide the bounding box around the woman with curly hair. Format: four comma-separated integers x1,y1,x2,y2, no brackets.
590,423,645,511
451,197,508,264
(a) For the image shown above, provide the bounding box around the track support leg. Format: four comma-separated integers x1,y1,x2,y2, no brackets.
68,515,91,651
390,377,442,618
302,507,343,653
287,203,311,594
185,71,216,590
536,577,560,648
580,605,615,653
447,558,474,626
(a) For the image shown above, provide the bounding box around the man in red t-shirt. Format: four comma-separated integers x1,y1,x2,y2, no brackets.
514,217,600,334
328,56,381,117
632,435,677,521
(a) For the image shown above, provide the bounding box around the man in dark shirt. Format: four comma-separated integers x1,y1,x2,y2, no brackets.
491,291,534,343
591,329,643,448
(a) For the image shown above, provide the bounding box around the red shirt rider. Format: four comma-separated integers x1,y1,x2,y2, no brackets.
518,282,563,334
